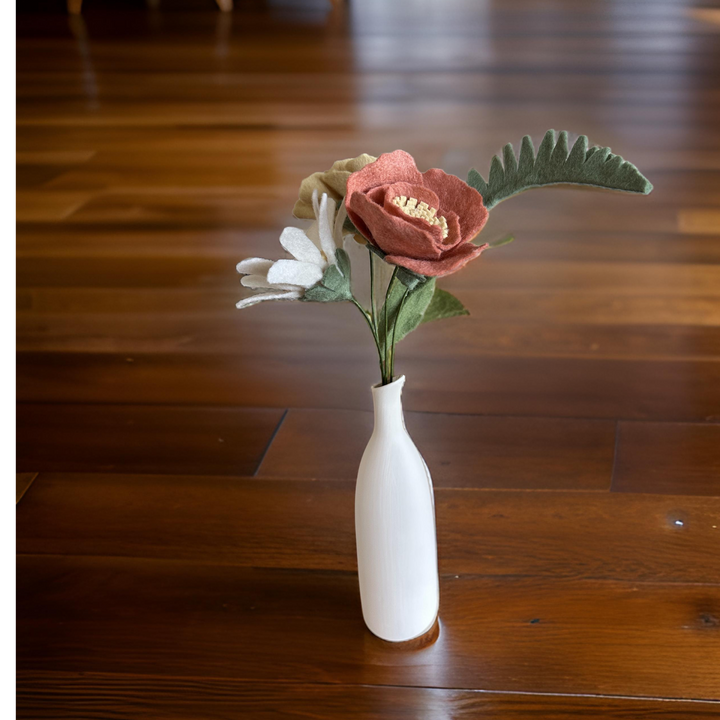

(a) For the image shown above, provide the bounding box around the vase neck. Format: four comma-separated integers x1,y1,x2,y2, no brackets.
371,375,406,434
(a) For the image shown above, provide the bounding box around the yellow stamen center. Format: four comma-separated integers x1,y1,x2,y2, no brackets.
392,195,448,239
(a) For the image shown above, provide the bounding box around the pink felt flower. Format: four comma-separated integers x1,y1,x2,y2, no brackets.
345,150,489,277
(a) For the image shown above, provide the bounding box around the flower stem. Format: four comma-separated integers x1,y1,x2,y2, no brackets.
389,285,409,381
351,298,385,383
369,249,377,332
382,268,399,385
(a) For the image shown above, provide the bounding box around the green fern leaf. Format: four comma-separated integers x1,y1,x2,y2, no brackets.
468,129,652,210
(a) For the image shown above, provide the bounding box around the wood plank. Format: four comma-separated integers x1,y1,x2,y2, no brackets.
15,159,719,205
17,352,720,421
16,227,720,264
17,474,720,583
16,404,285,476
16,151,96,165
16,191,91,222
443,259,720,295
613,422,720,496
15,46,720,86
15,124,720,163
16,256,720,294
16,164,78,189
15,286,720,358
8,167,710,214
16,69,720,101
11,186,715,233
15,284,720,321
13,180,714,233
16,555,720,699
18,312,720,360
15,71,720,109
17,672,720,720
258,410,616,489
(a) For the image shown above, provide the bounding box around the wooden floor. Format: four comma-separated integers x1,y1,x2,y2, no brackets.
16,0,720,717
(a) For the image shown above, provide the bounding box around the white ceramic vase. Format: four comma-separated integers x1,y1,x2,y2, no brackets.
355,375,440,642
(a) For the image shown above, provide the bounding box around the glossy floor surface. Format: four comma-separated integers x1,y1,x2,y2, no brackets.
16,0,720,717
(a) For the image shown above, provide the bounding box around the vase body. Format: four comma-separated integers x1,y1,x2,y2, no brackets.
355,375,439,642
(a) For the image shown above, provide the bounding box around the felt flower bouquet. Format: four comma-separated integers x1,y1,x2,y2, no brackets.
236,129,651,643
236,129,652,387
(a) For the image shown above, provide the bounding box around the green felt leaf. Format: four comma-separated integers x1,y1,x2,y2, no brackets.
301,248,353,303
468,130,653,210
421,287,469,325
335,246,351,277
378,277,436,355
487,234,515,248
395,266,426,290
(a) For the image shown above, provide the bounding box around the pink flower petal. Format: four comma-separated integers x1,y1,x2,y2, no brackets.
347,150,423,195
421,168,489,243
382,182,446,250
346,151,423,232
384,242,489,277
439,210,463,251
348,191,443,260
382,182,440,214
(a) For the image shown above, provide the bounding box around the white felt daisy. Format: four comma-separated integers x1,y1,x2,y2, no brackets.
236,190,351,309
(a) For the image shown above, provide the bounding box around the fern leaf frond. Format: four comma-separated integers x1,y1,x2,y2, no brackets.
468,129,652,209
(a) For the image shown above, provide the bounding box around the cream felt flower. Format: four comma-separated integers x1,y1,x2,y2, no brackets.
293,154,377,220
236,190,351,309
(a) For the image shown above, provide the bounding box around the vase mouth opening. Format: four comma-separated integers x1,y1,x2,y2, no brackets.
372,375,406,393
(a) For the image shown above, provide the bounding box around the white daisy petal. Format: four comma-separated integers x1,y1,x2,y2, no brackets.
241,274,301,292
235,289,303,309
267,259,324,289
236,257,273,275
317,192,337,266
235,190,352,311
241,273,271,290
279,227,325,265
304,219,322,252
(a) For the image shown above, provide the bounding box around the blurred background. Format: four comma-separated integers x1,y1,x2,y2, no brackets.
16,0,720,473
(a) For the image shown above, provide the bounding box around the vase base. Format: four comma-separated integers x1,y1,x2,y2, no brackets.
366,615,440,650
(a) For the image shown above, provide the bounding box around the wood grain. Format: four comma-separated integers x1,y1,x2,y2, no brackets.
613,422,720,496
16,191,91,222
17,554,720,699
678,210,720,234
16,256,720,293
16,404,285,476
17,672,720,720
17,473,720,583
16,310,720,360
17,352,720,420
258,409,616,490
